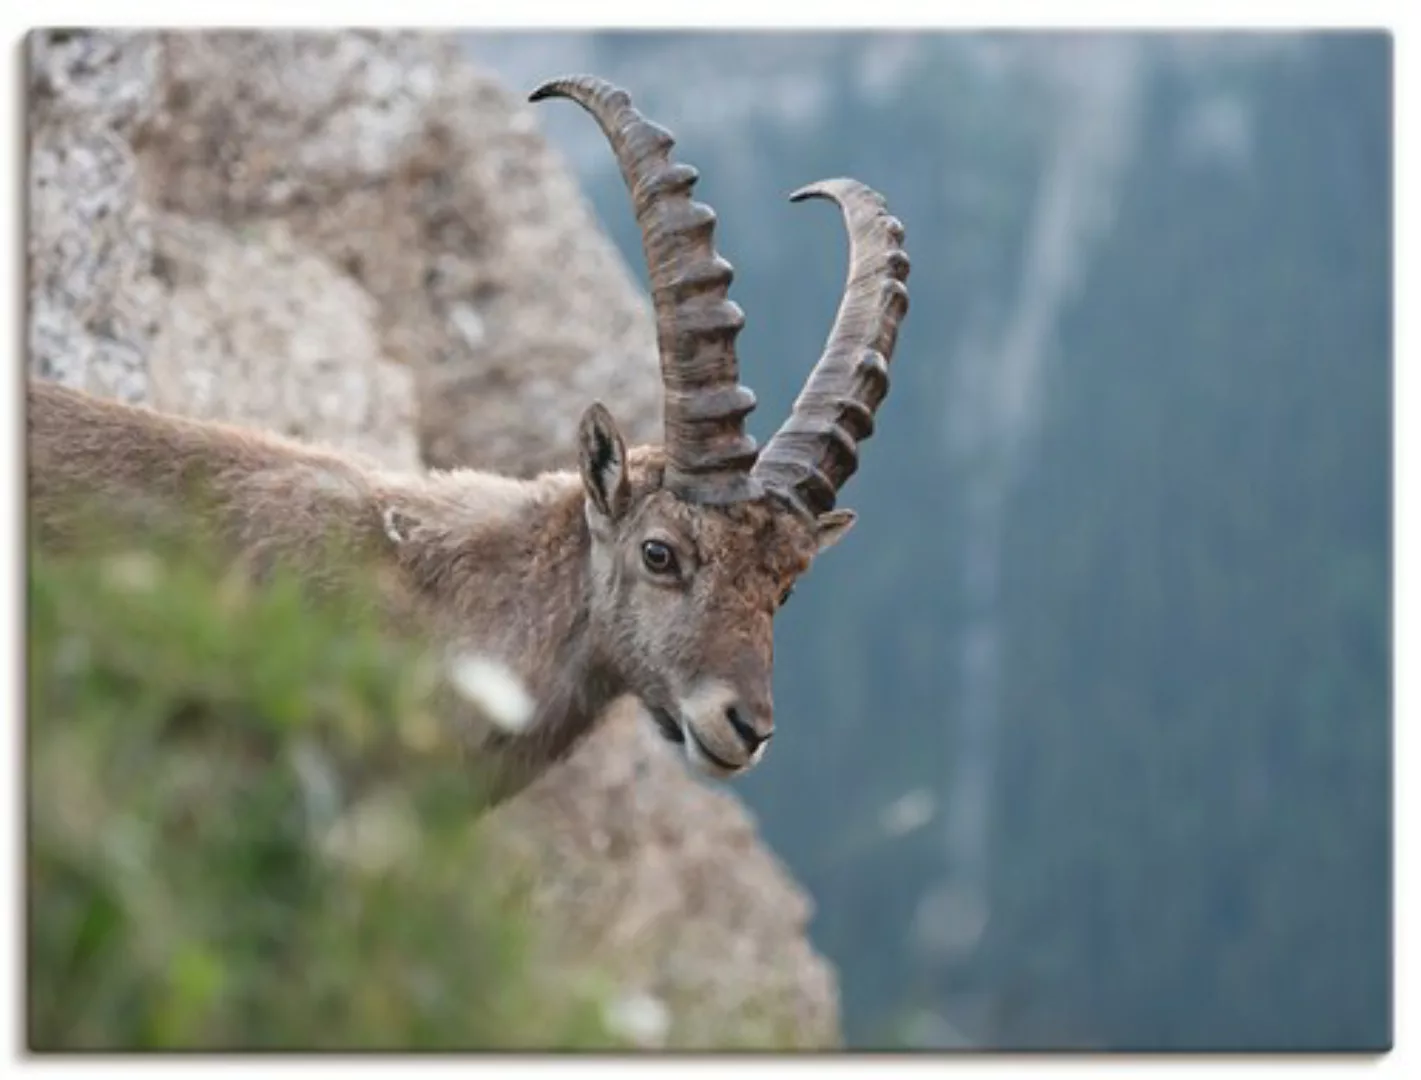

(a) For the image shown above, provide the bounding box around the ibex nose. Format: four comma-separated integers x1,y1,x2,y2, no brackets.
725,701,773,751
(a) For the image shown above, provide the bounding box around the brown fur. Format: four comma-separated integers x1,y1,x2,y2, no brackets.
27,380,855,802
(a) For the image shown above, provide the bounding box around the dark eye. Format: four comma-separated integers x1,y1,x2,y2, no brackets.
641,539,678,576
779,585,795,608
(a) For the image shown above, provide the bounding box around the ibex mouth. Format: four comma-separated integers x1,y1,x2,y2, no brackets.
649,706,685,745
684,725,742,775
648,704,744,775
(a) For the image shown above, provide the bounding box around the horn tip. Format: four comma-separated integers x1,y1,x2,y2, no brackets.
788,181,833,204
529,75,622,105
789,177,883,205
527,79,564,103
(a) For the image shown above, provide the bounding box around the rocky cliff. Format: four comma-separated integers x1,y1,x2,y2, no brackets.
26,28,839,1049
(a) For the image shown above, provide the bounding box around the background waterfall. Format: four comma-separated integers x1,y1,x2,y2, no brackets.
918,38,1146,1044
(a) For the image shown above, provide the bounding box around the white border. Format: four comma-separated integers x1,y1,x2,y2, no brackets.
0,1,1413,28
2,2,1409,1075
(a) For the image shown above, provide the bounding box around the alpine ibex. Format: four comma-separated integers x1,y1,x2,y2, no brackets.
28,75,910,803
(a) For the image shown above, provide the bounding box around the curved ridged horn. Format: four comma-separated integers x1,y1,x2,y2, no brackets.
753,178,910,515
530,75,760,504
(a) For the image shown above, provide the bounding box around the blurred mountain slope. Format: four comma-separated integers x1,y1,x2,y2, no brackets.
469,30,1391,1050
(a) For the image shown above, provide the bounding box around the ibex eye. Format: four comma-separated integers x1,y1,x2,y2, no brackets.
641,540,678,575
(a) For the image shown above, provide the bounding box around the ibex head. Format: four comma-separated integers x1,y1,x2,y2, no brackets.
533,76,909,778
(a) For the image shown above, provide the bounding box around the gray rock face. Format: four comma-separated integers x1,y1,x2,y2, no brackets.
137,30,663,476
27,31,163,404
25,27,839,1049
147,215,420,467
487,700,840,1048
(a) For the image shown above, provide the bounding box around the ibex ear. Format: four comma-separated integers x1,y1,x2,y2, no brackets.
815,508,857,554
578,402,631,523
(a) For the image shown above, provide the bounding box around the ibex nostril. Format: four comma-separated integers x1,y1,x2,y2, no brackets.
726,703,769,749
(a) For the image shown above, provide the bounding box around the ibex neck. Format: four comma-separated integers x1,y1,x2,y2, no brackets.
386,469,621,783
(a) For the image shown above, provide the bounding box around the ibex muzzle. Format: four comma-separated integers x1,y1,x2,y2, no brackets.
535,76,910,777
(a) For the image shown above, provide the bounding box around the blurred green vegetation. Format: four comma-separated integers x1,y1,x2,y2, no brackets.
27,522,619,1051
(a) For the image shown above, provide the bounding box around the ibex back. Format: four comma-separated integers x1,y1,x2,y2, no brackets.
28,75,910,804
